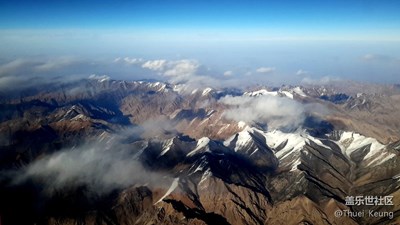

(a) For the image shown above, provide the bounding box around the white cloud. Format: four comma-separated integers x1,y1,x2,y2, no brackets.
219,95,305,129
362,53,394,61
141,59,216,91
142,59,168,71
141,59,199,77
256,67,275,73
16,142,168,194
0,76,26,90
114,57,144,65
0,58,94,93
0,59,39,77
88,74,110,82
223,70,233,77
163,60,199,77
34,57,77,72
0,57,79,78
296,69,308,76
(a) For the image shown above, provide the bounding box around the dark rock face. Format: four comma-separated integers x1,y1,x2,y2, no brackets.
320,93,351,104
1,79,400,225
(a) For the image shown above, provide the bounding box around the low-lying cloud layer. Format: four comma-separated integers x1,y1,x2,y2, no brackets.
15,141,168,195
0,57,100,93
3,54,382,98
114,56,296,90
219,95,306,130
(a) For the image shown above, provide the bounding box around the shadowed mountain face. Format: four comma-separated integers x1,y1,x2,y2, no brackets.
1,79,400,225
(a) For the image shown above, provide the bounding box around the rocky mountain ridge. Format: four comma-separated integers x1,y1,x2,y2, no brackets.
1,78,400,224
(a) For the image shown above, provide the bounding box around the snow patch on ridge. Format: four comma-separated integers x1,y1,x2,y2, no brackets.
281,91,293,99
155,178,179,204
264,130,306,159
338,132,385,157
187,137,210,156
199,168,212,187
159,138,174,157
233,130,253,152
336,131,394,166
244,89,278,97
293,87,307,97
238,121,246,129
367,152,395,166
202,87,213,96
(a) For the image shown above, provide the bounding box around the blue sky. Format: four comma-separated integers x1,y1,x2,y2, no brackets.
0,0,400,85
1,0,400,37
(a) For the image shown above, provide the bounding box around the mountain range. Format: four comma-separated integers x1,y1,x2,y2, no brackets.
1,78,400,225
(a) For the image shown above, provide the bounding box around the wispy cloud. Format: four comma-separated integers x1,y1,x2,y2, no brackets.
164,60,200,77
114,57,144,65
142,59,169,71
256,67,275,74
296,69,309,76
12,117,179,195
0,57,148,94
141,59,199,77
88,74,110,82
362,53,395,62
140,59,223,91
0,58,94,93
223,70,233,77
14,142,168,195
219,95,305,130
